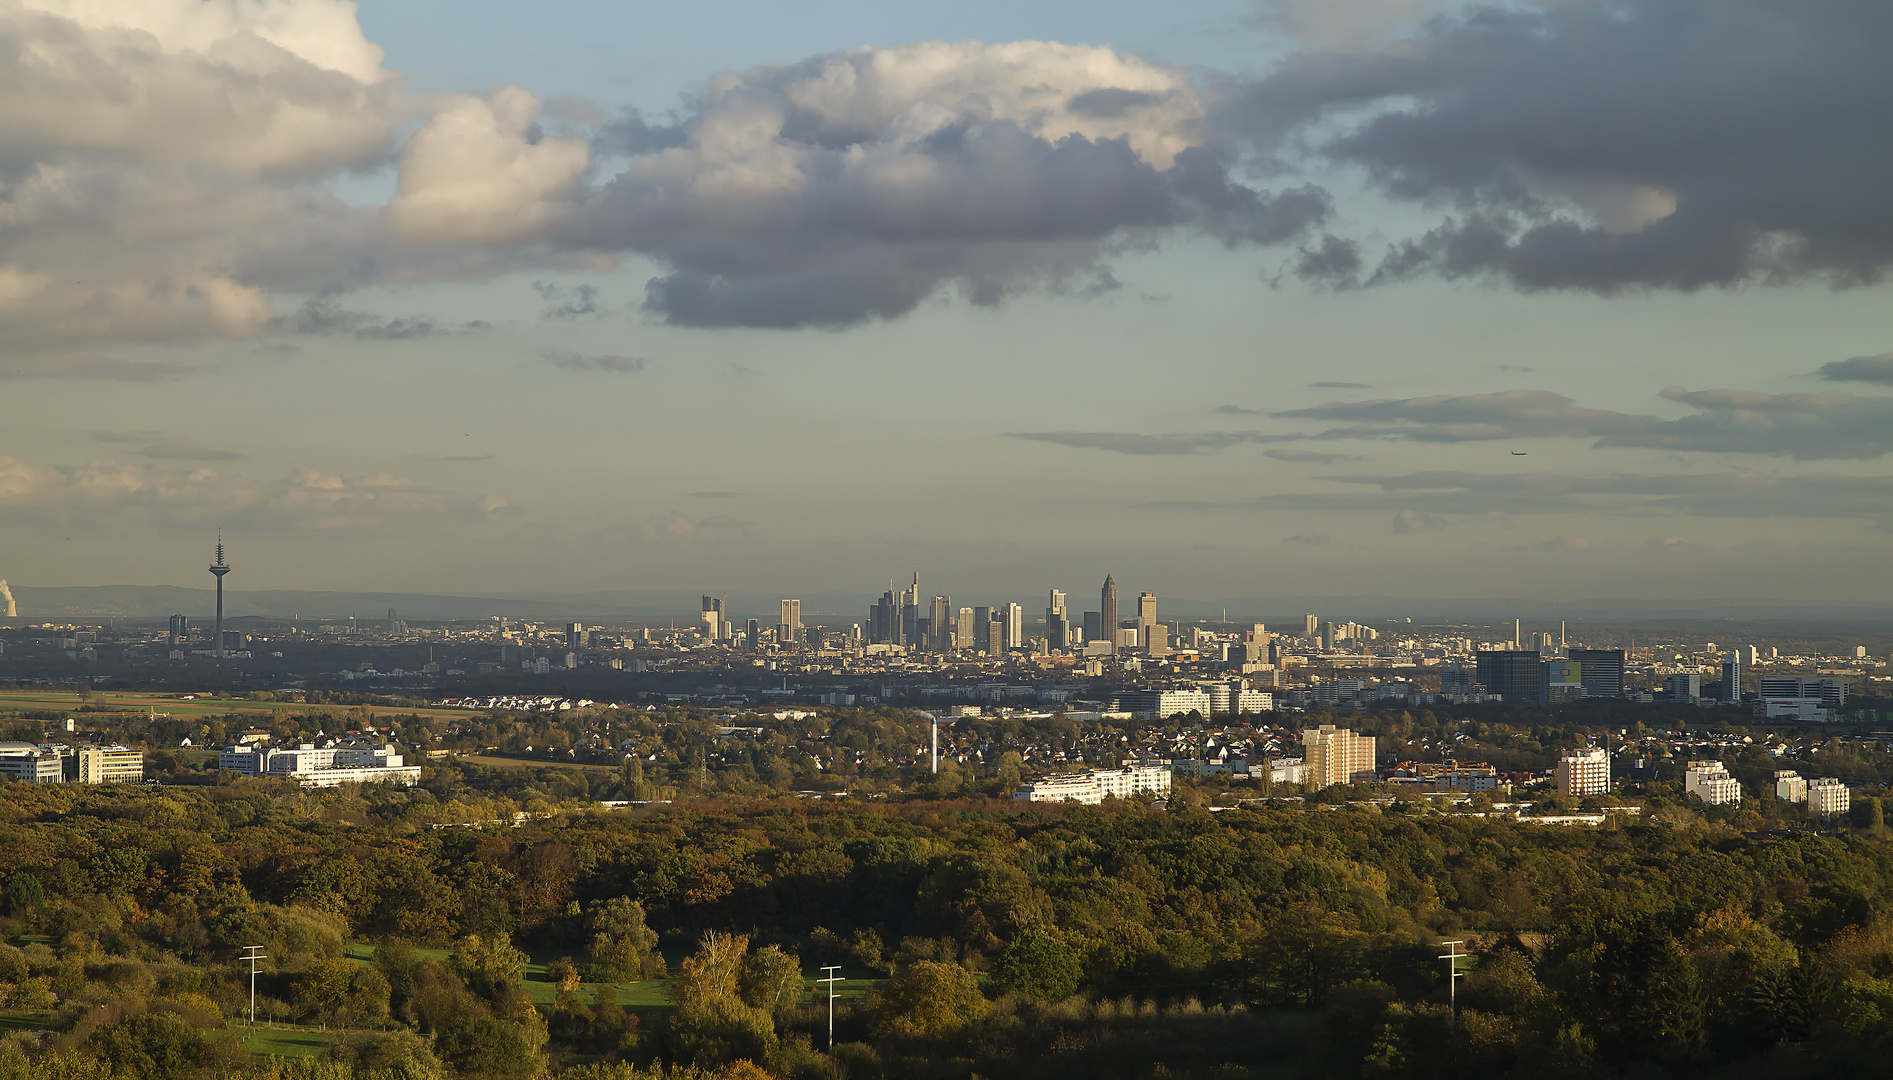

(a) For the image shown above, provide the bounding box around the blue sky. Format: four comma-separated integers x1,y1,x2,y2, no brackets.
1,0,1889,607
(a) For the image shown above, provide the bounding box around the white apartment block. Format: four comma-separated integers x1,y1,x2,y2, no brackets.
1685,760,1742,806
1555,747,1611,797
1302,725,1377,789
1775,771,1809,803
1014,765,1172,805
220,742,421,787
1807,777,1851,816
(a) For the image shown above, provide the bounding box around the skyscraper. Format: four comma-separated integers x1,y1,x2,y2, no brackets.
973,606,993,653
1100,576,1118,654
1302,725,1377,789
1567,649,1625,698
1138,592,1158,654
1722,652,1743,702
1475,650,1546,705
956,607,975,651
208,535,230,659
701,595,723,642
930,596,950,651
1303,613,1318,637
1003,603,1023,649
1046,589,1068,649
780,600,801,647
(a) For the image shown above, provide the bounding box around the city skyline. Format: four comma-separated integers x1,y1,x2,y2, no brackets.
0,0,1890,605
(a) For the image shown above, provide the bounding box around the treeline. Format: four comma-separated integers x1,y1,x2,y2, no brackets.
3,778,1893,1078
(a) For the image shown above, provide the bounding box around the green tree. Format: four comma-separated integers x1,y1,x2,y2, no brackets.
867,960,986,1040
992,930,1083,1000
3,873,44,917
585,896,665,981
738,945,805,1019
667,932,777,1067
449,932,528,1000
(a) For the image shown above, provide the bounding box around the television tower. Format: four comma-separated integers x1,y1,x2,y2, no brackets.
209,534,231,659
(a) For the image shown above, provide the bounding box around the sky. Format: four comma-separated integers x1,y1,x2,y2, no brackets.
2,0,1891,607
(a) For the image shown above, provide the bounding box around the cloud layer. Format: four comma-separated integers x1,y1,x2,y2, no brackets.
1239,0,1893,290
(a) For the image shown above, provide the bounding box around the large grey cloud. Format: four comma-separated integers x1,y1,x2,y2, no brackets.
1234,0,1893,290
393,42,1332,329
1819,353,1893,385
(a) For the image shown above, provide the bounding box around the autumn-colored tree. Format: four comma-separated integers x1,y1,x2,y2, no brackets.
867,960,986,1040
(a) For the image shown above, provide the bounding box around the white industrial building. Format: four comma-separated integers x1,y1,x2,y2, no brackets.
219,742,421,787
0,743,144,784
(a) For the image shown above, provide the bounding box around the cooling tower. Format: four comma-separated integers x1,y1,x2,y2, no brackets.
0,580,14,619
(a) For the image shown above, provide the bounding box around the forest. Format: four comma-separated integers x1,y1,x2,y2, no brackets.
3,762,1893,1080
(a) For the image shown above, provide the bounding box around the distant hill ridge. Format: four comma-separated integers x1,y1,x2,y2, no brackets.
7,583,1890,625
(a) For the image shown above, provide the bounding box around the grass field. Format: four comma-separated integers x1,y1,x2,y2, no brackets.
456,754,621,774
0,1010,52,1034
227,1025,336,1059
0,689,479,723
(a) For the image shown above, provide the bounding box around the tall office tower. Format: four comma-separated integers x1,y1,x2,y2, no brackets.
1302,725,1377,789
1475,649,1546,705
1567,649,1626,698
870,587,899,644
985,618,1006,656
973,606,993,652
1081,611,1101,643
1304,613,1318,637
1046,589,1067,646
168,614,189,645
701,595,723,641
208,535,231,659
1137,592,1158,653
929,596,950,651
1513,619,1522,648
956,607,975,651
1004,603,1024,649
1721,652,1743,702
1100,576,1118,652
900,571,920,646
780,600,802,644
745,619,760,651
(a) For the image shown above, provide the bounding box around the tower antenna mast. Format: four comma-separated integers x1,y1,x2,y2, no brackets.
209,533,232,659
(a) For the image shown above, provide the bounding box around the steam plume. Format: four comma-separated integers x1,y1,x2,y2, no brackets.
0,580,14,618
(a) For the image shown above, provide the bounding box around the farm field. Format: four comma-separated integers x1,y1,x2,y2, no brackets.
0,689,478,724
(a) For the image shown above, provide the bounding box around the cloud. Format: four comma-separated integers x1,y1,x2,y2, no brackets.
638,511,752,545
1273,387,1893,460
532,281,601,319
1264,448,1359,464
1519,535,1604,552
1007,430,1265,455
1214,404,1262,415
1283,533,1340,547
281,299,472,340
1818,353,1893,385
1390,509,1452,533
1234,1,1893,291
1309,381,1372,389
0,453,510,531
137,441,244,461
1293,234,1363,289
543,350,645,373
527,42,1329,328
1256,469,1893,527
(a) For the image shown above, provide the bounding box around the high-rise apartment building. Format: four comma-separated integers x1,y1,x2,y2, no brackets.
1567,649,1625,698
1475,650,1546,705
1100,576,1119,653
1774,771,1808,802
1302,725,1377,789
1685,760,1741,805
1555,747,1610,796
1721,653,1743,702
985,618,1006,656
1807,777,1851,816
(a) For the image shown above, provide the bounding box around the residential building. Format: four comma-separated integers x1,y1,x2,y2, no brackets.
1113,689,1214,719
1774,770,1808,803
1302,725,1377,789
1685,760,1741,805
1556,747,1611,796
1807,777,1851,816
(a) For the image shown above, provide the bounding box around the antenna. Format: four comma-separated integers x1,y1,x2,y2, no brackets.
817,965,843,1051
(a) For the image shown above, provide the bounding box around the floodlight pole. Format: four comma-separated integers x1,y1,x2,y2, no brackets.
1438,940,1465,1030
240,945,268,1027
818,965,843,1051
